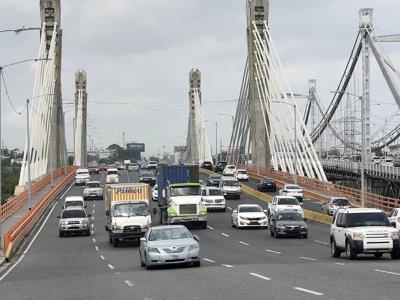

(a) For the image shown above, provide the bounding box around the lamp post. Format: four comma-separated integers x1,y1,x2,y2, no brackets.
0,58,48,251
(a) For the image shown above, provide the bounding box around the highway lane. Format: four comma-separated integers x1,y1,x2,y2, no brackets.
1,169,400,299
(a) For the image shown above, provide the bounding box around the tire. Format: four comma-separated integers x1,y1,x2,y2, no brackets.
140,253,145,267
346,241,357,260
113,238,119,248
59,232,64,237
330,239,341,257
231,218,235,227
391,248,400,259
145,255,152,270
193,261,201,267
374,253,383,258
302,234,308,239
201,221,207,229
270,228,274,236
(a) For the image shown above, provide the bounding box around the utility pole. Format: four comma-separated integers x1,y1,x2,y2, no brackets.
122,131,125,148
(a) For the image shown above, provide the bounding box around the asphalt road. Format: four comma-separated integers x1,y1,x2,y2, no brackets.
0,170,399,299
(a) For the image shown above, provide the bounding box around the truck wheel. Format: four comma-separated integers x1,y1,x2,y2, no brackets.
202,221,207,229
345,241,357,260
113,238,119,248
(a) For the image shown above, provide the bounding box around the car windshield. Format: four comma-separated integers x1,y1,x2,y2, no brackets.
332,198,349,206
224,180,239,187
286,185,300,190
208,189,222,196
227,166,235,169
148,228,191,241
77,171,88,175
210,176,220,180
239,206,262,213
62,209,86,219
346,212,390,227
277,213,302,221
141,172,153,177
107,170,118,175
238,171,247,174
87,182,100,188
278,198,299,205
113,203,149,217
262,179,273,183
65,201,83,208
171,186,201,196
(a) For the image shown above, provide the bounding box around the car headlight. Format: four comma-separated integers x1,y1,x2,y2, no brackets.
188,244,199,251
147,247,160,253
390,231,400,239
199,206,207,216
82,219,88,225
300,225,307,229
277,225,285,230
60,220,67,225
112,224,123,231
352,232,364,240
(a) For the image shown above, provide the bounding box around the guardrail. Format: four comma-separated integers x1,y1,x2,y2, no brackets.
1,168,67,223
238,164,400,212
3,166,76,260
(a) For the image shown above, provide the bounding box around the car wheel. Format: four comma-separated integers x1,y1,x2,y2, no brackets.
346,241,357,260
193,261,201,267
374,253,383,258
331,239,341,258
302,234,308,239
145,254,152,270
270,228,274,237
231,218,235,227
391,248,400,259
140,252,145,267
113,238,119,248
59,232,64,237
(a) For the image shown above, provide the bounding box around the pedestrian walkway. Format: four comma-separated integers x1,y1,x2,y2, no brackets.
0,175,65,262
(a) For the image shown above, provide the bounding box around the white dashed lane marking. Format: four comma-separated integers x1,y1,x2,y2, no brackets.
335,262,345,266
294,287,324,296
202,258,216,263
100,255,105,260
227,207,233,211
108,264,115,270
299,256,317,261
221,233,230,237
314,240,328,245
265,249,281,254
207,226,214,230
95,246,99,251
249,272,271,281
375,269,400,276
92,238,96,243
222,264,234,268
124,280,134,287
239,241,249,246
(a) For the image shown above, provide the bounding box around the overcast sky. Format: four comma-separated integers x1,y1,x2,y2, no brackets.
1,0,400,157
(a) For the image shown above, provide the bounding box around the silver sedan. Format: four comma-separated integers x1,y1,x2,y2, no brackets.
139,225,200,269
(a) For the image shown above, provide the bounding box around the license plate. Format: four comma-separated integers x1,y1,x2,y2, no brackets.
250,222,259,225
169,255,178,259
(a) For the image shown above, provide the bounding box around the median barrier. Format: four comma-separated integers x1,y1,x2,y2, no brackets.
199,168,332,225
4,166,76,261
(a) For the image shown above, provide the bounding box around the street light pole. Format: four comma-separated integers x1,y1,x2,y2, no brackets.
215,122,218,162
26,99,32,211
294,103,298,185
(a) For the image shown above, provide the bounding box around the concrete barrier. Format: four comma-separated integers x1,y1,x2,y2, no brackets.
199,168,332,225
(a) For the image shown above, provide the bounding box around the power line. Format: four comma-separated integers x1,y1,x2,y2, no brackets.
1,71,25,115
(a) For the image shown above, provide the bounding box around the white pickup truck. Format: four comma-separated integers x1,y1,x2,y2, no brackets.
330,208,400,260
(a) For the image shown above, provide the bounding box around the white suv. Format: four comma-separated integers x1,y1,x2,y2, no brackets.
269,196,304,219
223,165,237,176
330,208,400,260
279,184,304,203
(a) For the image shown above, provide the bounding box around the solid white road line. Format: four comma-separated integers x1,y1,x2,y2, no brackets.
0,181,75,283
91,223,94,228
100,255,105,260
202,258,216,263
108,264,115,270
375,269,400,276
314,240,328,245
227,207,233,211
265,249,281,254
207,226,214,230
239,241,249,246
95,246,99,251
249,272,271,281
124,280,134,287
221,233,230,237
222,264,234,268
294,287,324,296
299,256,317,261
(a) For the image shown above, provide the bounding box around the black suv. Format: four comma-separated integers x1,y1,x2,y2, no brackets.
214,161,227,173
257,178,276,192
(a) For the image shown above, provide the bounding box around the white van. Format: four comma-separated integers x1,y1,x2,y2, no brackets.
106,168,119,184
219,176,241,199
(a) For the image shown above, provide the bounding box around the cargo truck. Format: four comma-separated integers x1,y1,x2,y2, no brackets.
157,164,207,229
105,183,152,247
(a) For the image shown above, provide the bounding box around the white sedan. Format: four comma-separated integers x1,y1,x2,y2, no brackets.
223,165,237,176
231,204,268,229
388,208,400,229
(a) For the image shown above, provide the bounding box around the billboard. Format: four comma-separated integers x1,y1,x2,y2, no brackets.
126,143,145,152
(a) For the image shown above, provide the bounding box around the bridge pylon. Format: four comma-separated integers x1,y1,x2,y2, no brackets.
74,70,88,167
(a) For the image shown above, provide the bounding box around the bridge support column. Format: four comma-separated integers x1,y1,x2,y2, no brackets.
74,70,88,166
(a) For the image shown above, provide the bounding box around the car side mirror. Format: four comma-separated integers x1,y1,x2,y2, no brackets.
57,216,61,218
299,202,304,206
140,237,146,243
193,235,200,242
152,208,158,215
303,218,308,222
105,210,110,217
87,214,92,218
263,210,268,213
233,210,238,214
391,222,397,228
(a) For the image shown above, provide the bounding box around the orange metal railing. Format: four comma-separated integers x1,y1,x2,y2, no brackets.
3,166,76,259
239,164,400,212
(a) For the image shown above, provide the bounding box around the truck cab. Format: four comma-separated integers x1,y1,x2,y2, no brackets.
166,183,207,229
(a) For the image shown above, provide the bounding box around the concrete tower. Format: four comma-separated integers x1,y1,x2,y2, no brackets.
246,0,271,167
74,70,88,166
40,0,66,169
